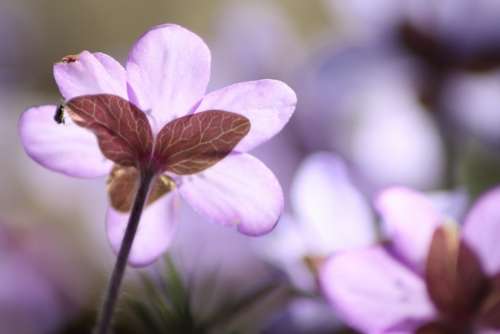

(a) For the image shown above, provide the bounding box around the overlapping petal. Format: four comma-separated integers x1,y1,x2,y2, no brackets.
54,51,127,100
106,192,178,267
126,24,211,132
376,187,444,272
320,246,436,333
19,105,112,178
195,79,297,152
291,152,376,255
462,186,500,276
179,153,283,236
255,215,314,291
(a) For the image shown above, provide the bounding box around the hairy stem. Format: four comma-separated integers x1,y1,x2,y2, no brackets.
94,170,154,334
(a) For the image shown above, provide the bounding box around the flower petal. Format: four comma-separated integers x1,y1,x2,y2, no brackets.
195,79,297,152
462,186,500,276
376,187,444,272
126,24,211,132
291,152,376,255
54,51,127,100
106,191,178,267
19,105,112,178
179,153,283,236
319,246,436,333
254,215,315,291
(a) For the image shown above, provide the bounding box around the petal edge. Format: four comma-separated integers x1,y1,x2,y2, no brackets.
179,153,283,236
195,79,297,152
19,105,112,178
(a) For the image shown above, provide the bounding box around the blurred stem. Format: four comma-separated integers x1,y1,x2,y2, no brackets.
94,170,154,334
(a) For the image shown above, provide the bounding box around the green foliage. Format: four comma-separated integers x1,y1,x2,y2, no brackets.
120,257,203,333
118,256,280,334
458,142,500,200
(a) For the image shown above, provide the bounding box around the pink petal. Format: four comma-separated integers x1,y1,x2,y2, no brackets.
375,187,444,272
254,215,315,291
106,192,178,267
179,153,283,236
462,186,500,276
291,152,376,255
54,51,127,100
319,246,436,333
19,105,112,178
195,80,297,152
126,24,211,133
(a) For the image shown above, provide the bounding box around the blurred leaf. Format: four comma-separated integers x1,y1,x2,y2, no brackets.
203,277,280,331
57,311,95,334
119,256,282,334
458,142,500,200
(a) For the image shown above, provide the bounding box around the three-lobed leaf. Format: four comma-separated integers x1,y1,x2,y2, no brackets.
66,95,250,175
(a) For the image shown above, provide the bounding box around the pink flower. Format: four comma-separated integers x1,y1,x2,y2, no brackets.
19,24,296,267
257,152,377,332
320,186,500,333
257,152,376,292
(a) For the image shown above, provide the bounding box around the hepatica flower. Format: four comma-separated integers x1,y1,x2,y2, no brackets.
20,23,295,264
258,152,376,292
257,152,376,332
19,24,296,332
320,186,500,333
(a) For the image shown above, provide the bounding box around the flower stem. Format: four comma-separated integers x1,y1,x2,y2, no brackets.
94,170,154,334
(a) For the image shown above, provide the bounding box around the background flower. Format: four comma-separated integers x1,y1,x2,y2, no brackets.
320,186,500,333
256,152,376,332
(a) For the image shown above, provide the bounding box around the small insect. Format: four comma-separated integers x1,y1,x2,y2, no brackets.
61,54,79,63
54,104,65,124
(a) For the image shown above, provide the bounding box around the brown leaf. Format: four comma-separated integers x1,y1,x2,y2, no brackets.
107,166,175,212
153,110,250,175
65,94,154,168
456,240,490,314
478,274,500,329
415,322,455,334
425,226,459,315
425,226,488,320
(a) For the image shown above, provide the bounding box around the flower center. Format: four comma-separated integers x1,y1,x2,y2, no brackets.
107,166,176,212
63,93,250,211
424,225,495,329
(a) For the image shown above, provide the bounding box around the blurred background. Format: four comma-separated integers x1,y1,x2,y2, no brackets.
3,0,500,333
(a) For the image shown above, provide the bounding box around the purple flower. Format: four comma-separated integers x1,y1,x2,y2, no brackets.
406,0,500,57
256,153,377,332
258,152,376,292
19,24,296,267
323,0,405,42
211,2,303,84
295,43,445,192
442,70,500,146
320,186,500,333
